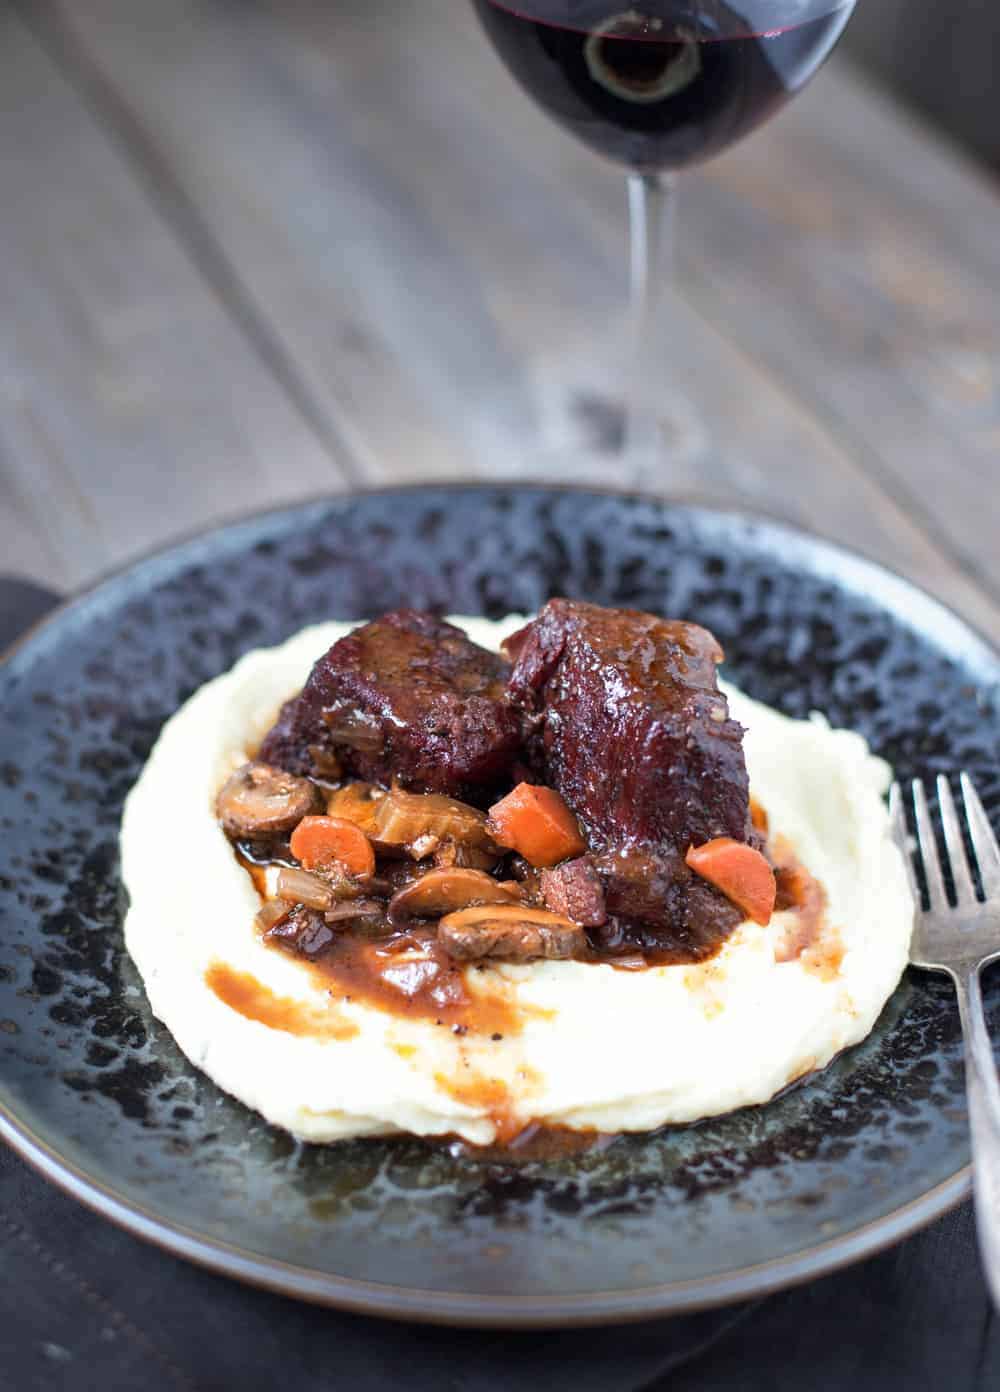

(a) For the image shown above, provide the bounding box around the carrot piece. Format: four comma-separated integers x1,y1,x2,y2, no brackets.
749,796,768,834
685,837,776,926
289,815,375,878
487,784,586,868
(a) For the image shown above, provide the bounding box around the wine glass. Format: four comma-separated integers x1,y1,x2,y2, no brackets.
471,0,857,480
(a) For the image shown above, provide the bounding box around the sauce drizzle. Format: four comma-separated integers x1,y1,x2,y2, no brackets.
770,837,831,966
299,930,552,1038
205,961,359,1040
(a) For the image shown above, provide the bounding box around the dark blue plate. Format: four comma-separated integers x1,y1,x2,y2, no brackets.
0,486,997,1326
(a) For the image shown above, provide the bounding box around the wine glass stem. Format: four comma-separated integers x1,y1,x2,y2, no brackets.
625,170,677,475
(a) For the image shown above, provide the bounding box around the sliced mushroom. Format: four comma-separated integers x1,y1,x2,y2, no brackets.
216,762,322,839
389,868,520,922
437,905,586,962
372,787,501,859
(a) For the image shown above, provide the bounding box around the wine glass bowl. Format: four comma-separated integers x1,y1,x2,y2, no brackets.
472,1,857,173
471,1,858,477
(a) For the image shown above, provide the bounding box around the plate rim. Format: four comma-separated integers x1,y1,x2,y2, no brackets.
0,1106,971,1327
0,482,993,1327
3,481,999,681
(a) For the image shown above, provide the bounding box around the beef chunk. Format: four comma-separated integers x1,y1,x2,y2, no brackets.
259,610,521,803
505,599,751,849
540,856,606,927
264,903,336,959
593,849,741,960
504,599,754,953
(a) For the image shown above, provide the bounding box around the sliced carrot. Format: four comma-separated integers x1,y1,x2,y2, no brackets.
749,796,768,834
685,837,776,926
487,784,586,868
289,815,375,878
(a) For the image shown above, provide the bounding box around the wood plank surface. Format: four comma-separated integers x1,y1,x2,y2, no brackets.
847,0,1000,173
1,0,997,647
0,4,347,591
678,62,1000,607
11,0,997,640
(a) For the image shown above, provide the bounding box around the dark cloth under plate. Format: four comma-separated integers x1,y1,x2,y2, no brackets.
0,579,996,1392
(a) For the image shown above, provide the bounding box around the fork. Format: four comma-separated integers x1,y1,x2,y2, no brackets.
890,773,1000,1307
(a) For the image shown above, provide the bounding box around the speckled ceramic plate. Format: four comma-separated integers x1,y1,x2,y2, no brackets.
1,486,997,1327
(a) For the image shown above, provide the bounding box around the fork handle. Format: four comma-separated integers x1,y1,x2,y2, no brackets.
954,966,1000,1309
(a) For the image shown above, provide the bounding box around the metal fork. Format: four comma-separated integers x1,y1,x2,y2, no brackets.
891,773,1000,1307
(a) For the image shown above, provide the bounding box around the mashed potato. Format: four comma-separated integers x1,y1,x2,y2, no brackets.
120,617,913,1146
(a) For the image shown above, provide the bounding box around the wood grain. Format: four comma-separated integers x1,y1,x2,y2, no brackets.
18,0,998,642
680,62,1000,607
0,4,346,591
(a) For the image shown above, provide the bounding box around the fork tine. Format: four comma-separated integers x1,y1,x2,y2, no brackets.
912,779,947,911
936,774,977,905
960,771,1000,898
889,782,920,903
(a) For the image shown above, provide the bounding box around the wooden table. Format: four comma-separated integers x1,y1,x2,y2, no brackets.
1,0,998,645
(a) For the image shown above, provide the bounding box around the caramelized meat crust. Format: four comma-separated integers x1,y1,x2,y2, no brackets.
504,599,751,849
504,599,754,951
259,610,522,803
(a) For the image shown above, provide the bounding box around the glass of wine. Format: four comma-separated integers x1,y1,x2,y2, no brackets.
471,0,857,479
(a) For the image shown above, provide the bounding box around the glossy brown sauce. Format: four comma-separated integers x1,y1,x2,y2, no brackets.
435,1070,521,1145
770,835,831,967
237,811,835,1031
205,962,359,1040
224,798,835,1147
299,929,553,1038
240,857,269,898
800,928,845,981
433,1058,545,1147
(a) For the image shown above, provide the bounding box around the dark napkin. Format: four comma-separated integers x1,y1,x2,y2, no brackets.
1,578,997,1392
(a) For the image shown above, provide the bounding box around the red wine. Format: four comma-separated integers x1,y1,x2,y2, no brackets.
473,1,855,170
